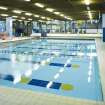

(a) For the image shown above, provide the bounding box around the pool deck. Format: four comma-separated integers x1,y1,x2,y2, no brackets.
96,38,105,101
0,85,104,105
0,36,105,105
47,33,102,39
0,36,39,43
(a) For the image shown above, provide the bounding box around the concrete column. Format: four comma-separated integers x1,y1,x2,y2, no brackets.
65,21,67,33
6,17,13,39
102,14,105,42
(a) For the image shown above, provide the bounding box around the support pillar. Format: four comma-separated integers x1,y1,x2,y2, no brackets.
6,17,13,39
65,21,67,33
102,14,105,42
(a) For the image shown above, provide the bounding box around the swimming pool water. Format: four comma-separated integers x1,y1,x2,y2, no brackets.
0,39,103,101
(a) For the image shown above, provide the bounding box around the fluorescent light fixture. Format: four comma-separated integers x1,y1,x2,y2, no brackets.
54,12,60,15
0,6,8,10
18,20,22,22
21,17,25,19
46,8,54,12
35,3,44,8
13,10,22,14
46,17,51,21
28,18,32,21
34,14,39,18
12,15,18,18
65,16,72,20
1,14,8,17
88,11,92,19
25,12,32,16
84,0,90,5
64,16,67,18
41,16,46,19
24,0,31,2
60,14,64,17
67,17,72,20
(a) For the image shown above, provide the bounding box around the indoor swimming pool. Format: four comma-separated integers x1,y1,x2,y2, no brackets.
0,39,103,101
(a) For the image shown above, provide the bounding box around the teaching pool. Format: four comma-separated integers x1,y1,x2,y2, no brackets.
0,39,103,101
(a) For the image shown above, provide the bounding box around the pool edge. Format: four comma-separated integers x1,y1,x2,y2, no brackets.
0,37,105,105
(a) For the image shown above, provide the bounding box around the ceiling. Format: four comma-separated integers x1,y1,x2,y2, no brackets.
0,0,104,21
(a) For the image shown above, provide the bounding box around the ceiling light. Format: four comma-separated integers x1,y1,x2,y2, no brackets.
60,14,64,17
13,10,22,14
35,3,44,8
84,0,90,5
1,14,8,17
54,12,60,15
68,18,72,20
12,16,18,18
34,14,39,18
46,17,51,21
41,16,46,19
0,6,8,10
25,12,32,16
24,0,31,2
28,18,32,21
21,17,25,19
65,17,72,20
38,20,43,22
18,20,22,22
46,8,54,12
